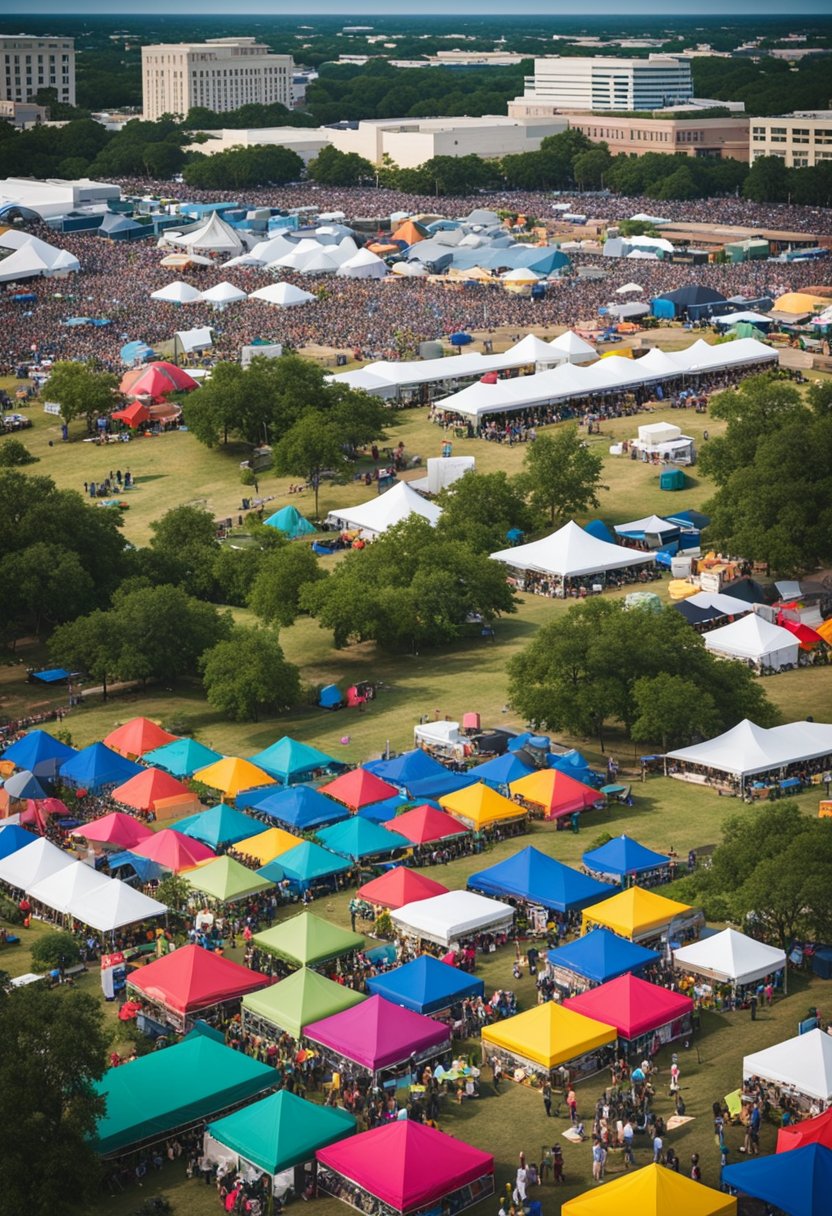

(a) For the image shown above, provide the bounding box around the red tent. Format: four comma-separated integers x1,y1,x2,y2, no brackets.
131,828,215,871
72,811,154,850
386,805,469,846
564,973,694,1040
20,797,71,830
319,768,399,811
104,717,178,757
119,362,199,402
510,768,601,820
778,1107,832,1154
111,401,150,428
127,943,270,1015
358,866,448,910
778,617,824,650
112,768,191,812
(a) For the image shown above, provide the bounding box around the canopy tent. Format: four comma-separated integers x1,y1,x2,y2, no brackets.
263,506,317,540
305,994,450,1075
28,858,110,911
179,803,265,849
407,770,479,802
562,1163,736,1216
549,330,598,364
673,928,786,987
385,804,469,846
111,401,150,429
438,782,525,830
503,333,565,367
468,846,613,914
193,756,275,799
582,835,671,884
131,828,215,872
509,768,602,819
142,737,223,778
184,855,274,903
0,234,79,281
244,785,347,832
119,362,199,401
0,824,36,861
59,743,142,792
253,912,364,969
149,280,203,304
111,767,191,813
391,890,514,948
778,1108,832,1154
316,1122,494,1216
481,1001,616,1073
666,719,832,784
704,613,799,670
722,1144,832,1216
491,521,655,580
316,817,409,861
127,944,270,1021
319,768,399,811
3,770,47,800
92,1033,276,1156
261,840,351,891
250,737,338,783
233,826,303,866
581,886,696,941
242,967,366,1040
367,954,484,1015
548,748,599,787
614,514,680,544
358,866,448,910
547,928,659,988
564,973,693,1042
207,1090,356,1177
744,1029,832,1104
337,248,388,279
249,282,315,307
200,281,248,307
772,291,828,316
470,751,533,790
70,812,153,851
364,748,448,789
75,878,166,933
2,729,75,778
0,836,72,889
174,326,213,354
356,794,409,824
326,481,442,539
169,212,244,254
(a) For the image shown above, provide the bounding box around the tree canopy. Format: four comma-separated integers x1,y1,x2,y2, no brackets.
436,469,537,554
43,362,118,431
249,544,326,628
519,425,605,526
200,626,301,721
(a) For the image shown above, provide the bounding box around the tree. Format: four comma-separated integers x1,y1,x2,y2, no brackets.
519,426,605,525
150,504,220,599
0,542,95,638
308,145,375,185
274,413,349,518
743,154,792,203
43,361,118,431
184,359,254,447
108,583,232,683
249,544,326,627
200,626,301,721
30,930,81,972
572,146,611,190
49,609,120,699
631,673,721,753
0,438,37,466
435,469,536,553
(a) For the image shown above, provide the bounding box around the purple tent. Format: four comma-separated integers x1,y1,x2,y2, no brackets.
304,995,450,1075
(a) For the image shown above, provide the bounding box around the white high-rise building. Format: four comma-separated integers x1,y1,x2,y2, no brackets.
511,54,693,116
142,38,293,122
0,34,75,107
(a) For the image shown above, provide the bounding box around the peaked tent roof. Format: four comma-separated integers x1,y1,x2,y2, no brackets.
249,736,338,783
673,928,786,986
104,717,178,757
704,613,799,661
327,480,442,537
468,845,613,914
178,803,266,849
319,768,400,810
305,994,450,1071
71,812,153,850
128,943,270,1014
491,520,654,578
28,858,111,910
200,280,248,305
366,954,484,1015
582,835,670,878
547,927,659,984
242,967,367,1039
778,1107,832,1154
149,280,203,304
142,737,223,778
263,505,317,539
0,823,37,860
564,972,693,1039
2,729,76,777
207,1089,356,1176
249,282,316,307
405,770,480,801
391,890,515,948
3,770,47,800
664,719,832,779
59,743,143,792
194,756,275,799
721,1144,832,1216
254,912,364,968
582,886,693,938
316,816,409,860
246,785,348,831
509,768,601,818
614,514,680,539
743,1028,832,1102
131,828,215,872
438,782,524,828
470,751,534,789
233,826,303,866
263,840,351,887
170,211,244,253
76,878,167,933
111,767,191,812
364,749,448,788
385,804,469,845
481,1000,617,1070
358,866,449,910
549,330,598,361
184,855,274,903
0,835,73,888
561,1163,736,1216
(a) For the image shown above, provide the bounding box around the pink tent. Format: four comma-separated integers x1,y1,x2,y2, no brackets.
564,973,694,1040
71,812,154,850
131,828,215,871
304,994,450,1073
319,768,398,811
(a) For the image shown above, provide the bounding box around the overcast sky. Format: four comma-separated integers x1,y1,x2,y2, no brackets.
10,1,832,15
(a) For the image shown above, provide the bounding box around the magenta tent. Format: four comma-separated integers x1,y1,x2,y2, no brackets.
316,1122,495,1215
304,994,451,1079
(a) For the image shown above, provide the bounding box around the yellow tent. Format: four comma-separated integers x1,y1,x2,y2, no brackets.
193,757,275,800
234,826,302,866
581,886,693,939
773,292,827,315
482,1001,616,1071
438,782,524,829
562,1163,736,1216
816,618,832,645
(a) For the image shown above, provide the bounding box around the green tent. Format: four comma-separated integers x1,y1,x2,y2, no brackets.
659,468,687,491
730,323,767,341
207,1090,355,1175
92,1034,276,1155
185,855,275,903
242,966,367,1038
264,505,317,540
253,911,364,968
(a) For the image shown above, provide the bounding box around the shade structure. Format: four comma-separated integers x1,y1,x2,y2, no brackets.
365,748,448,789
71,812,153,851
481,1001,617,1072
326,481,442,539
262,841,351,891
358,866,449,910
491,520,655,580
319,768,399,811
366,954,484,1016
207,1090,356,1177
743,1028,832,1104
111,767,191,812
253,911,364,968
316,1122,494,1216
183,855,274,903
111,401,150,428
722,1144,832,1216
470,751,534,790
249,736,338,783
316,817,409,861
562,1163,736,1216
131,828,215,872
438,782,525,830
0,836,72,889
178,803,266,849
666,719,832,783
391,890,515,948
92,1033,276,1156
28,858,110,911
386,805,469,846
263,505,317,539
244,785,348,831
673,928,786,986
2,729,75,778
509,769,602,819
104,717,178,757
3,770,47,800
468,846,614,914
150,280,202,304
549,330,598,363
194,756,275,799
200,280,248,306
143,737,223,778
704,613,799,670
305,994,450,1074
127,943,270,1017
356,794,409,824
243,967,367,1039
59,743,143,792
75,878,167,933
407,770,479,802
582,835,670,882
0,823,36,860
249,282,315,307
778,1107,832,1154
548,928,659,986
582,886,694,940
234,826,303,866
119,361,199,401
564,973,693,1041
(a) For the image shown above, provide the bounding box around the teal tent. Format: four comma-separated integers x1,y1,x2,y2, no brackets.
261,840,351,891
248,736,338,784
179,803,267,849
207,1090,355,1175
659,469,687,491
264,505,317,539
316,817,409,861
143,738,223,778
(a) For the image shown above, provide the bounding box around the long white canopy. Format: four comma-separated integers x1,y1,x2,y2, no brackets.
28,859,110,911
743,1028,832,1102
78,879,167,933
674,928,786,986
0,837,72,889
491,520,655,579
327,480,442,538
391,890,515,947
666,719,832,778
704,613,799,669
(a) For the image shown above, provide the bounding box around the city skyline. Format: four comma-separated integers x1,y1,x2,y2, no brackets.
8,1,832,15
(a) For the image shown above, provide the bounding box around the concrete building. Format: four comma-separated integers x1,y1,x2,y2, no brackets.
566,113,750,162
0,34,75,107
0,99,47,127
510,54,692,116
186,126,330,164
141,38,293,122
750,112,832,168
327,115,568,168
0,177,120,220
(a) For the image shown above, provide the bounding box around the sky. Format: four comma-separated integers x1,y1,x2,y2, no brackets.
10,1,832,14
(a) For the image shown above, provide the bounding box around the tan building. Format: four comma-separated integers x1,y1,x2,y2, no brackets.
0,99,47,127
186,126,330,164
0,34,75,107
750,112,832,168
566,113,750,162
328,115,568,168
142,38,293,122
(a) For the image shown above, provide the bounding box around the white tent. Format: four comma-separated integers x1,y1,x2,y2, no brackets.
549,331,597,364
328,367,398,398
674,928,786,987
501,267,540,282
391,890,515,948
200,281,248,307
743,1028,832,1104
249,235,297,263
685,591,753,618
614,515,680,540
299,249,340,276
0,837,72,890
327,480,442,539
327,237,359,265
490,520,655,580
224,254,265,269
175,326,213,353
713,311,771,328
635,349,686,381
28,859,110,912
170,212,243,254
704,613,799,671
273,249,314,272
616,282,644,294
391,261,428,277
666,718,832,781
78,879,167,933
248,282,315,308
502,334,564,367
336,248,387,280
0,244,52,282
637,421,683,446
409,455,476,495
150,280,202,304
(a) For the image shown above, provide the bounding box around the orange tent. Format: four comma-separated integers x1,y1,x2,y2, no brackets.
104,717,178,757
509,770,602,820
391,220,428,246
111,767,191,812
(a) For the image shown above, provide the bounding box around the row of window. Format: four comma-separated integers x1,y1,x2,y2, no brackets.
753,126,832,144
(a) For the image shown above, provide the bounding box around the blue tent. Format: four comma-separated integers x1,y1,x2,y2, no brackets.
142,738,223,778
507,733,550,754
59,743,142,792
248,737,339,784
179,804,266,849
582,835,671,882
263,840,351,892
450,332,473,346
120,340,155,365
2,729,76,778
722,1143,832,1216
0,824,36,861
316,817,409,861
30,668,72,684
663,509,711,531
547,928,659,985
583,519,617,545
470,752,533,791
356,795,410,824
107,851,165,883
548,749,601,787
318,685,344,710
263,505,317,540
405,770,479,801
3,770,48,800
364,749,448,789
367,955,484,1015
469,846,614,915
239,785,347,831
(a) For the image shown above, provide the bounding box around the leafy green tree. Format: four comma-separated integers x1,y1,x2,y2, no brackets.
30,930,81,972
200,626,301,721
0,543,95,638
743,154,792,203
274,413,349,518
50,609,123,700
212,543,274,608
308,145,375,185
108,583,232,683
249,544,326,627
519,425,605,525
435,470,536,553
0,438,38,467
150,504,220,599
44,361,118,431
631,673,721,752
698,375,805,486
572,146,612,190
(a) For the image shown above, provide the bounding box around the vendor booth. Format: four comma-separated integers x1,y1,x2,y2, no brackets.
179,803,266,849
59,742,143,792
391,890,515,949
509,769,602,820
722,1143,832,1216
316,817,410,862
248,736,340,784
581,886,702,950
241,967,367,1041
666,718,832,794
71,812,153,851
184,855,275,904
777,1106,832,1153
358,866,449,910
0,835,73,890
386,804,470,847
704,613,800,672
143,737,223,778
562,1162,736,1216
126,943,271,1033
104,716,178,758
564,973,693,1057
243,785,348,831
547,928,659,995
490,520,655,592
366,954,484,1019
253,912,364,972
233,826,303,867
437,782,527,832
260,841,352,895
481,1001,617,1084
364,748,449,790
582,835,671,888
319,768,399,811
673,928,787,1005
468,845,613,924
743,1028,832,1114
1,728,76,778
316,1121,495,1216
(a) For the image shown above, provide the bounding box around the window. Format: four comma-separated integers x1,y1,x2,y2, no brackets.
752,126,765,140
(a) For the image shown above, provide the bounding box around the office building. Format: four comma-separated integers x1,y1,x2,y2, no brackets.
566,113,749,162
510,54,693,116
0,99,48,127
0,34,75,107
328,115,568,168
750,112,832,168
142,38,293,122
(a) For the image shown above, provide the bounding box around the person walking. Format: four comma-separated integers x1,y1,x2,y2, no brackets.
492,1057,503,1094
622,1120,635,1169
542,1080,552,1118
653,1132,664,1164
566,1087,578,1123
591,1138,606,1182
